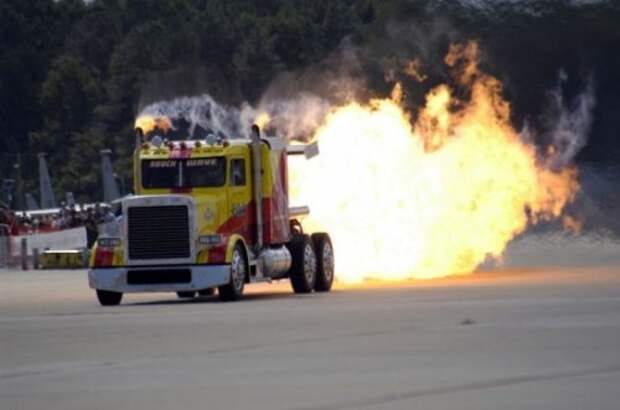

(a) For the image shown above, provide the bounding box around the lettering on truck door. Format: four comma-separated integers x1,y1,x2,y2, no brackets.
228,156,251,242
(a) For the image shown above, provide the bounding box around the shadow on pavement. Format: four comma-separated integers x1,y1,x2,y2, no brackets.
128,291,297,306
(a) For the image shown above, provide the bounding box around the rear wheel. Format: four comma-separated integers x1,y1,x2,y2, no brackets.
96,289,122,306
219,243,247,301
312,233,334,292
176,291,196,299
287,234,317,293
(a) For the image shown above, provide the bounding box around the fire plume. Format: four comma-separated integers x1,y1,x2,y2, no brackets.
254,112,271,129
134,115,172,135
403,58,427,82
289,42,579,283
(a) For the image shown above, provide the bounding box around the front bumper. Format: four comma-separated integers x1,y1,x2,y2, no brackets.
89,264,230,293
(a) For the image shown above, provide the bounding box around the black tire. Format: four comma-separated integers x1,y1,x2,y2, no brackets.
176,291,196,299
311,233,335,292
287,234,317,294
198,288,215,297
219,243,247,301
96,289,122,306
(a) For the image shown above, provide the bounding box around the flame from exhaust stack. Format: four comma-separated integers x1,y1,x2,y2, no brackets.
254,112,271,129
134,115,173,135
289,42,580,283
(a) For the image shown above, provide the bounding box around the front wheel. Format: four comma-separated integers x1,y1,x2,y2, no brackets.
287,234,317,294
312,233,334,292
96,289,123,306
218,243,247,301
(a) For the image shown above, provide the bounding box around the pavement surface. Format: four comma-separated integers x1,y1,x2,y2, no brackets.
1,266,619,410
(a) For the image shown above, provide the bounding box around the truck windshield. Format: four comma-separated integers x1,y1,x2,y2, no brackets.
142,158,226,189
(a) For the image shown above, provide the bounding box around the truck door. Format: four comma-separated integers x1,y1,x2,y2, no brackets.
228,156,252,242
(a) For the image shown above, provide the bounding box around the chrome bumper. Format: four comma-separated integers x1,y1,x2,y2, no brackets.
89,265,230,293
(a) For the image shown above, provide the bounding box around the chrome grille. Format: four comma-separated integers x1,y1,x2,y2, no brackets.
127,205,190,260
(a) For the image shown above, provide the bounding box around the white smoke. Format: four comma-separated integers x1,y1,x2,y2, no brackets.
247,94,332,141
546,70,596,169
136,36,373,142
138,95,246,139
138,93,333,142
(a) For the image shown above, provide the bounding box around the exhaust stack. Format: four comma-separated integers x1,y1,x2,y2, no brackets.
133,128,144,194
251,124,264,251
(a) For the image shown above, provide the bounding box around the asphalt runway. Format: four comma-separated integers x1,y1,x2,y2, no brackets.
1,266,619,410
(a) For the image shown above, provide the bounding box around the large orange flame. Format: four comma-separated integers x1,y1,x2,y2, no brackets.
289,42,579,283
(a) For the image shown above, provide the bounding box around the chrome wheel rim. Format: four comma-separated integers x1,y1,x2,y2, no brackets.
303,244,317,285
322,243,334,283
231,249,245,292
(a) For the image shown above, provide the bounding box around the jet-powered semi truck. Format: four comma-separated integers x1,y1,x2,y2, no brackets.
88,124,334,306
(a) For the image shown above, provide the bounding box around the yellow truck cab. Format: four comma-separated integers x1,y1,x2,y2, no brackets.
88,124,334,306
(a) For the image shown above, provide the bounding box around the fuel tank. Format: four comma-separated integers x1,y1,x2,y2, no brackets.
260,246,292,278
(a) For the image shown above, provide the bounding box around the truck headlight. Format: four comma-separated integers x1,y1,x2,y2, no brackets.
199,234,222,246
97,237,121,248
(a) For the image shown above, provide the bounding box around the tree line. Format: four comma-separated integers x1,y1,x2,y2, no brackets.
1,0,618,206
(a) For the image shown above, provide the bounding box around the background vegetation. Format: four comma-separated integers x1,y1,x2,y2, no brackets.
1,0,618,206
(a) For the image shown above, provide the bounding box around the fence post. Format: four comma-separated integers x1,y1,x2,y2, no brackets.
0,237,6,268
33,248,40,270
21,237,28,270
81,247,90,268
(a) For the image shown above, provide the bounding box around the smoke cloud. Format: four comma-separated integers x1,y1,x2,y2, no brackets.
137,56,597,167
544,70,596,169
138,95,246,139
136,37,374,141
137,35,599,174
138,92,334,142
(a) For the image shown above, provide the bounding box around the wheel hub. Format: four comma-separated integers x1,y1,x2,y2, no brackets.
303,244,316,284
322,243,334,282
231,250,245,291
